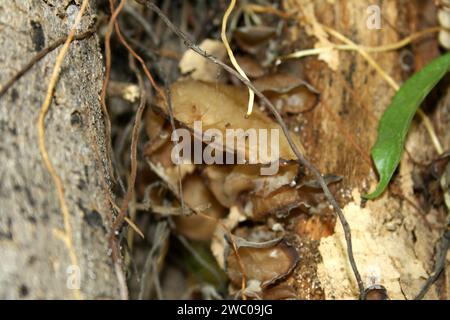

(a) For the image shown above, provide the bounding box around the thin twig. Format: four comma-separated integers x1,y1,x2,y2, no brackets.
101,0,129,184
108,1,168,233
112,53,149,243
136,0,365,298
102,0,131,301
124,216,144,239
37,0,90,300
165,86,186,214
114,52,147,238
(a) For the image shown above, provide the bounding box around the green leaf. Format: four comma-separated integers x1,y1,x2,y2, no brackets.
364,52,450,200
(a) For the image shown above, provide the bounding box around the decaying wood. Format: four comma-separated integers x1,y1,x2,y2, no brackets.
0,0,121,299
282,0,449,299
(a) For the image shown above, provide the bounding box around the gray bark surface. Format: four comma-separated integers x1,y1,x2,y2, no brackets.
0,0,120,299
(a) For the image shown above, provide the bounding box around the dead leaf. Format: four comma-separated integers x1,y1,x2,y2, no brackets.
253,73,318,95
211,206,247,269
156,80,305,164
146,151,195,197
202,166,234,208
253,73,319,114
234,26,277,54
144,109,169,155
226,237,299,288
174,175,226,241
244,186,303,220
235,55,265,78
262,282,298,300
203,164,297,209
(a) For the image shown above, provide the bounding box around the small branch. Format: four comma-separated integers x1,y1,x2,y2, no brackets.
100,0,127,184
136,0,366,298
114,52,147,238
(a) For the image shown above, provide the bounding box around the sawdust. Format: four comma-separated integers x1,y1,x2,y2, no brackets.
317,189,431,300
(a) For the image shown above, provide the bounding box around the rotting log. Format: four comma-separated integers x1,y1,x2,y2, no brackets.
0,0,121,299
281,0,449,299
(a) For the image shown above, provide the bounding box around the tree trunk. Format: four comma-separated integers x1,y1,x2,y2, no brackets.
0,0,121,299
283,0,448,299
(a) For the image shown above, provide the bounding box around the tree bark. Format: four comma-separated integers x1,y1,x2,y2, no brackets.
0,0,448,300
0,0,121,299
